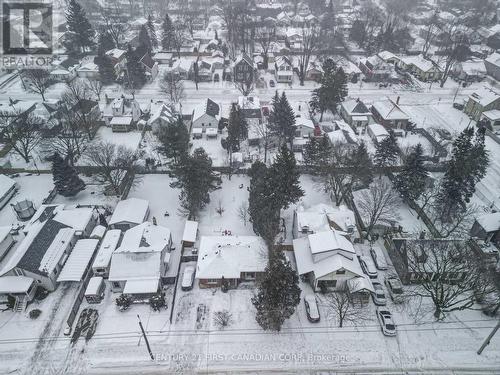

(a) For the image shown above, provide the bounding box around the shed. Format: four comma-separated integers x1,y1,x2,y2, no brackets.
206,127,218,138
91,229,121,277
182,220,198,248
108,198,150,231
192,127,203,139
84,276,105,303
347,276,374,305
57,239,99,282
90,225,106,240
0,174,18,209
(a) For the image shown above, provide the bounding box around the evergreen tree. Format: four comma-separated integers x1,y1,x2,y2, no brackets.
138,25,153,56
349,141,373,187
66,0,95,52
95,54,116,84
161,14,175,50
270,145,304,210
157,116,189,163
97,30,115,55
147,15,158,49
268,91,296,147
125,45,146,89
394,143,428,201
374,131,399,170
223,104,248,164
252,251,301,331
170,148,219,219
51,152,85,197
303,135,333,174
437,127,488,217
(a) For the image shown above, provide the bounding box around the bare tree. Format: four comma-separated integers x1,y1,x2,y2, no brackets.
297,26,320,86
402,240,494,320
421,11,441,58
323,287,370,328
102,12,129,47
430,203,478,238
237,202,249,226
86,79,103,101
0,110,43,163
356,179,400,236
172,22,187,59
255,25,275,69
20,69,54,101
84,141,137,195
234,79,255,97
213,310,233,330
159,72,185,104
254,121,272,164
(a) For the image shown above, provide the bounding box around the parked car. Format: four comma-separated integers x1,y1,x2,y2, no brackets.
453,102,464,110
359,255,378,279
376,308,396,336
269,79,275,87
181,266,195,291
304,294,320,323
370,246,388,270
385,276,404,303
371,282,387,306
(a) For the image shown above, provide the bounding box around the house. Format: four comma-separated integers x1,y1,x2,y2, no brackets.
371,98,410,130
0,204,96,291
153,52,173,65
464,87,500,121
305,60,323,81
196,235,268,288
470,212,500,246
238,96,264,145
166,59,192,80
108,222,172,297
233,53,255,83
397,55,442,82
148,103,176,134
84,276,105,303
274,56,293,83
76,62,99,80
377,50,400,65
358,55,395,82
182,220,198,249
0,175,18,209
367,123,390,144
191,98,220,132
101,94,142,131
57,239,99,283
0,227,15,261
485,52,500,81
293,204,356,239
453,60,487,82
293,230,364,292
340,99,373,133
347,276,374,305
481,109,500,131
190,59,213,82
139,53,159,81
294,114,315,138
105,48,128,78
0,100,37,122
108,198,150,231
0,276,37,311
91,229,122,278
338,59,362,81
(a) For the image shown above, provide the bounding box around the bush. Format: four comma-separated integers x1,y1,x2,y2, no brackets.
213,310,233,330
149,293,166,311
115,294,133,311
29,309,42,319
34,287,49,301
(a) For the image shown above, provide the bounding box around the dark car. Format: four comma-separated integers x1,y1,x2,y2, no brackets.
269,79,275,88
453,102,464,110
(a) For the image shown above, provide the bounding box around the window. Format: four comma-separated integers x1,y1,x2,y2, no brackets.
336,270,346,275
244,272,256,280
319,280,337,288
112,282,121,289
206,279,219,284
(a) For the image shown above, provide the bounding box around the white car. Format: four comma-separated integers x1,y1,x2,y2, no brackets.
359,255,378,279
385,276,404,303
181,266,195,291
304,295,320,323
371,282,387,306
370,246,388,270
377,308,396,336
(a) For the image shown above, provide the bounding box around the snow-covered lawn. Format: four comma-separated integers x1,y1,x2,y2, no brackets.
52,178,120,208
94,127,143,152
191,136,228,167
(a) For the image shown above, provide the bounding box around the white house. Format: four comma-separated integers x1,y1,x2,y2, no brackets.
57,239,99,283
340,99,373,133
0,174,18,209
108,222,172,297
274,56,293,83
293,230,364,291
108,198,150,231
294,114,316,138
196,235,268,289
91,229,122,278
101,94,142,131
191,98,220,132
148,103,176,134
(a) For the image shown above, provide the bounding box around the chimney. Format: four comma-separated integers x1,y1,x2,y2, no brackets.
396,96,400,105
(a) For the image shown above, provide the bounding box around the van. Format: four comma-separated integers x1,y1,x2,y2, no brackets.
370,246,388,271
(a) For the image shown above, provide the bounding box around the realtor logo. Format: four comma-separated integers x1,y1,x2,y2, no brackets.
2,1,52,55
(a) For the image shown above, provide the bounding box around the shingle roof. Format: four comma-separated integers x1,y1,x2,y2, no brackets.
206,98,220,117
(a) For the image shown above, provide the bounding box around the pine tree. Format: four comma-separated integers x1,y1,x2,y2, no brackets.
437,127,488,217
270,145,304,210
51,152,86,197
95,54,116,84
268,91,296,147
157,116,189,163
161,14,175,50
138,25,153,56
125,45,146,89
349,141,373,187
374,131,399,170
97,30,115,55
252,251,301,331
147,15,158,49
224,104,249,164
170,148,219,219
66,0,95,52
303,135,333,174
394,143,428,201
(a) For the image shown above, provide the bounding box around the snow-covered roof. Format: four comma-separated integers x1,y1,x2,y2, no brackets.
85,276,103,296
192,98,220,123
308,230,355,255
197,235,268,279
476,212,500,232
371,99,409,120
123,278,159,294
53,207,94,233
347,276,374,293
57,239,99,282
38,228,75,275
296,203,355,234
400,55,439,72
105,48,127,60
108,251,162,281
295,115,315,129
109,198,149,226
110,116,133,126
182,220,198,243
342,99,371,116
116,222,170,254
485,52,500,68
293,236,363,278
377,50,397,62
90,225,106,239
482,109,500,121
0,226,11,243
148,103,175,126
0,276,34,294
92,229,121,270
469,87,500,107
368,123,389,138
0,175,16,197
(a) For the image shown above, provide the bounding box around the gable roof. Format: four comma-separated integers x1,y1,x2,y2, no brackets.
342,99,371,115
57,239,99,282
372,99,409,120
109,198,149,226
476,212,500,233
140,53,156,69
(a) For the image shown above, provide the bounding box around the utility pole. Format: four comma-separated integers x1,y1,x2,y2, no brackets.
137,314,154,360
477,320,500,355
